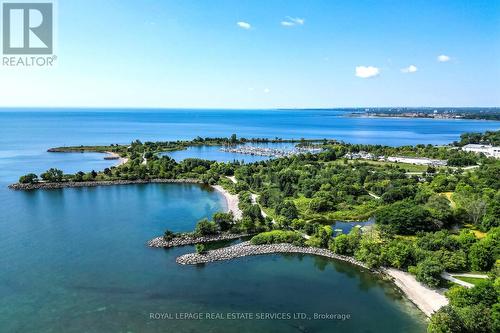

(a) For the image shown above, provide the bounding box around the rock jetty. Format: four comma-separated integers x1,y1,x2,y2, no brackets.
148,233,250,248
8,178,202,190
176,241,369,269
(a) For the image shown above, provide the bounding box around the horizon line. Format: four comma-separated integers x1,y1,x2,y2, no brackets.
0,106,499,111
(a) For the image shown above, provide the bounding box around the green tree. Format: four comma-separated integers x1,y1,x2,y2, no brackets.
409,257,443,287
355,237,383,268
375,200,437,235
40,168,63,182
381,239,415,269
469,239,495,271
456,304,492,333
427,306,464,333
195,219,219,236
163,229,175,241
19,173,38,184
212,212,234,231
492,303,500,333
275,201,299,221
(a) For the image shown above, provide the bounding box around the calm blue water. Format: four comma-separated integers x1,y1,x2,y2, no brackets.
0,183,426,333
4,109,492,332
332,219,375,234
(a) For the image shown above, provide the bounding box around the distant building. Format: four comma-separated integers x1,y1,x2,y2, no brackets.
387,156,447,166
462,144,500,158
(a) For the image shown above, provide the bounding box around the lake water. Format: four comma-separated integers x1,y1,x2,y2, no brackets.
332,219,375,234
2,108,494,332
0,183,426,333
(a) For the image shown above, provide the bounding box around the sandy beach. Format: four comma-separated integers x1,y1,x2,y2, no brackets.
105,151,129,166
211,185,243,220
385,268,448,317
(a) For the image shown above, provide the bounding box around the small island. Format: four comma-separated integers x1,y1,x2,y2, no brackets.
9,131,500,332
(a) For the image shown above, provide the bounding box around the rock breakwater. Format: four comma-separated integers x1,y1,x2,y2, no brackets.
176,241,369,269
8,178,202,190
148,233,250,248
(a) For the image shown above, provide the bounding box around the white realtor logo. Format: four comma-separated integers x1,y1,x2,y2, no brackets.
2,1,56,67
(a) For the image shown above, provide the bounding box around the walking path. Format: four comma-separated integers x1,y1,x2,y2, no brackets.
440,272,474,288
367,191,381,199
450,273,488,278
440,272,489,288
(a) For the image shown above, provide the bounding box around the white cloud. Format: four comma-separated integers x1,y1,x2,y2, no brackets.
437,55,450,62
281,17,305,27
355,66,380,78
401,65,418,73
237,21,251,30
263,88,270,93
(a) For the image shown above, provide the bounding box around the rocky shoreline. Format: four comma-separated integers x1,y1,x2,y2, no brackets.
148,233,251,248
8,178,202,190
176,241,369,268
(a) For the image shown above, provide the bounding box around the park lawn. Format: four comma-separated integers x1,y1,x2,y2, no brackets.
329,159,435,173
293,196,379,222
326,200,380,221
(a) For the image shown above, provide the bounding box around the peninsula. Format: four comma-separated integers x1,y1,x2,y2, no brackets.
9,131,500,332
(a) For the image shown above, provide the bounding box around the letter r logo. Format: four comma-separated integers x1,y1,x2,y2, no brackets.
2,2,53,54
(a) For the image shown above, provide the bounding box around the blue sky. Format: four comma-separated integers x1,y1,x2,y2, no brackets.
1,0,499,108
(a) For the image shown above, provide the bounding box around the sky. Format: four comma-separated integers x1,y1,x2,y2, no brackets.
0,0,499,108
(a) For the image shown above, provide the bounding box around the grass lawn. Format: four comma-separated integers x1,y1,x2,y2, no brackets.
453,276,488,286
293,195,379,222
329,159,436,173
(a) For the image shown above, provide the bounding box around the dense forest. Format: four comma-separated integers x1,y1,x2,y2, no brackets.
17,131,500,332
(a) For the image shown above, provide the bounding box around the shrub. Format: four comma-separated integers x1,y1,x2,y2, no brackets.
163,229,175,241
250,230,304,246
195,244,206,254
